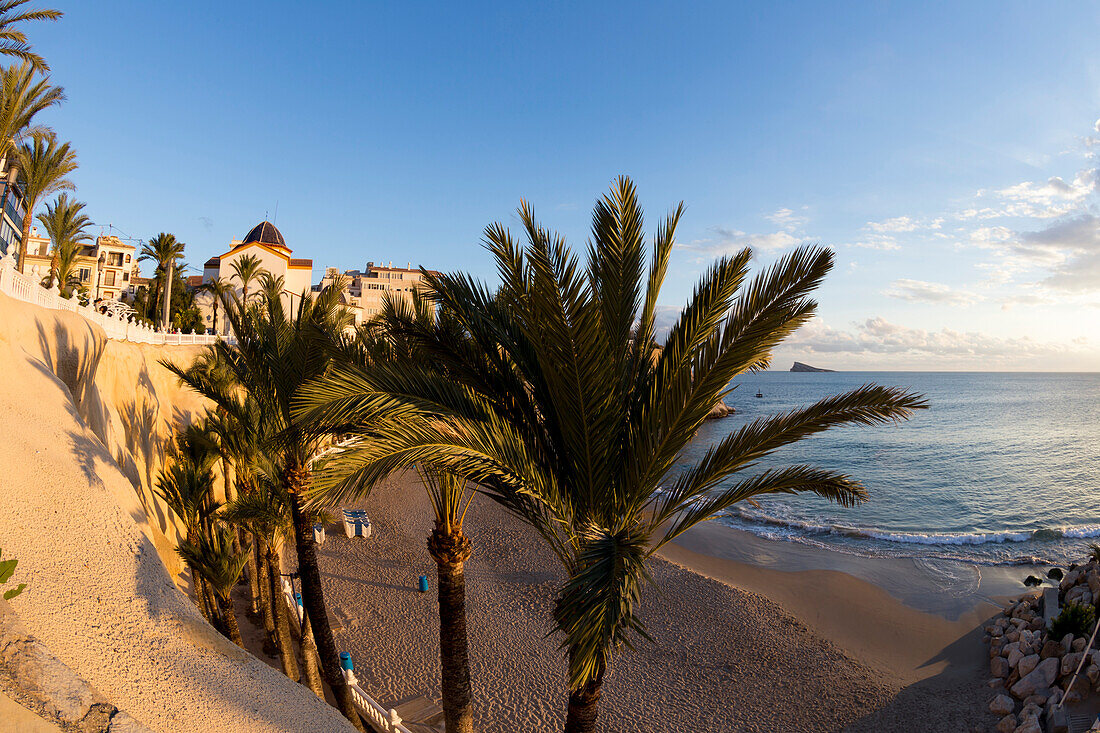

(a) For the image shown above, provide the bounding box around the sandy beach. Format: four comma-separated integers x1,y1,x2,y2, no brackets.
295,470,1009,732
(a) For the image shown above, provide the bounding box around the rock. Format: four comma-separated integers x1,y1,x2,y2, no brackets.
1020,702,1041,720
1011,657,1060,699
1088,570,1100,598
1048,567,1064,580
1024,575,1043,587
1072,637,1088,652
1018,654,1040,677
1065,585,1092,606
1008,646,1025,669
1012,719,1041,733
1027,618,1044,631
1006,630,1021,643
1062,633,1075,652
992,656,1011,678
995,714,1017,733
1002,640,1021,658
1041,640,1065,659
705,400,735,419
1087,664,1100,684
1061,651,1086,677
1060,569,1081,591
1022,692,1047,707
990,693,1016,715
989,677,1006,689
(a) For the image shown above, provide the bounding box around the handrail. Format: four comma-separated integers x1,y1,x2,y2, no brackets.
0,251,234,347
279,578,412,733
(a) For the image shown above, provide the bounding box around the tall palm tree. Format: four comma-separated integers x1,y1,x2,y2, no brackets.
37,192,88,296
0,61,63,163
223,463,301,681
14,131,75,269
230,252,265,303
199,276,232,336
170,289,365,731
178,524,250,648
308,287,477,733
138,233,184,328
299,177,928,733
0,2,62,73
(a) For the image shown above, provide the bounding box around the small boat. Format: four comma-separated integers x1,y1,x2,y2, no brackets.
755,391,763,398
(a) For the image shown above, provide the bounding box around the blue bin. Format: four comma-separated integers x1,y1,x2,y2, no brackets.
340,652,354,672
418,575,429,593
294,592,303,607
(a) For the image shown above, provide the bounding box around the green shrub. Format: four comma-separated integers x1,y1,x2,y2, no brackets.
0,547,25,600
1050,601,1096,639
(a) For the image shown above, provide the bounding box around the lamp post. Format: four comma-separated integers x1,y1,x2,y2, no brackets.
95,253,105,301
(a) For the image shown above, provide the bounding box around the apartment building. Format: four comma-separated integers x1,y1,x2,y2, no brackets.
314,261,439,325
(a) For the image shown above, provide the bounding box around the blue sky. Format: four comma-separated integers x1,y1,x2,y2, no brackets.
28,2,1100,369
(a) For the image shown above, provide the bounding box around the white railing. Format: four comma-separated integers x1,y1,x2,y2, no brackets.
0,250,232,347
279,578,412,733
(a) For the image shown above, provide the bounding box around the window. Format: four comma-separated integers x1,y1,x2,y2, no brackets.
123,272,129,282
104,271,116,286
108,252,124,267
78,267,91,282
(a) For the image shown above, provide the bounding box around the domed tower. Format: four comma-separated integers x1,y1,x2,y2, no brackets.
200,221,313,331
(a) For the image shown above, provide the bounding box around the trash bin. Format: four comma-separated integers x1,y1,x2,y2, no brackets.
418,575,429,593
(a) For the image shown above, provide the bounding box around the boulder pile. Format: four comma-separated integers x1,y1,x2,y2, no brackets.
983,561,1100,733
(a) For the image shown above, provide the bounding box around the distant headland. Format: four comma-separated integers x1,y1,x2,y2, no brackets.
791,362,835,372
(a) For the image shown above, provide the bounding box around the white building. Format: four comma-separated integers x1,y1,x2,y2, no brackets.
200,221,312,333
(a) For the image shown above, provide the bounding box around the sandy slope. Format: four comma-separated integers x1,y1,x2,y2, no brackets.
0,292,353,732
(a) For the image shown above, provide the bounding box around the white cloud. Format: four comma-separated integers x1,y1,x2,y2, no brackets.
884,279,982,306
867,216,919,233
681,225,805,255
765,207,807,231
785,317,1081,362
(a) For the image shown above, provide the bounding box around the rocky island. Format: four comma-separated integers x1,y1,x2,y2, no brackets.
791,362,835,373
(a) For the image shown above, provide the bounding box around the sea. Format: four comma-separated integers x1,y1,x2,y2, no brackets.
680,371,1100,569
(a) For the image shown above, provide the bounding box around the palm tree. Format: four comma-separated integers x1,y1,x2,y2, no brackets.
299,177,928,733
199,276,232,335
169,289,365,731
14,131,75,269
230,252,265,303
138,233,184,328
258,270,286,307
155,442,221,623
223,463,301,681
37,192,89,296
307,287,477,733
0,61,63,163
177,524,251,647
0,2,62,73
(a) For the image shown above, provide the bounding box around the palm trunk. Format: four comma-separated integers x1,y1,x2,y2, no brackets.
285,458,366,731
429,527,474,733
268,548,300,681
563,680,604,733
563,648,604,733
186,561,211,622
248,535,262,616
258,543,277,653
17,208,32,273
220,593,245,648
299,611,325,698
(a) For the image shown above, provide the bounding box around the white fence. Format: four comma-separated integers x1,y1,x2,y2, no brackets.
0,250,228,346
280,578,413,733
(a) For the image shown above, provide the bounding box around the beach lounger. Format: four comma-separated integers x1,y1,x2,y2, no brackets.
343,509,372,538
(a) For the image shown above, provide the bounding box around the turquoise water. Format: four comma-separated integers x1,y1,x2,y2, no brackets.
679,372,1100,566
